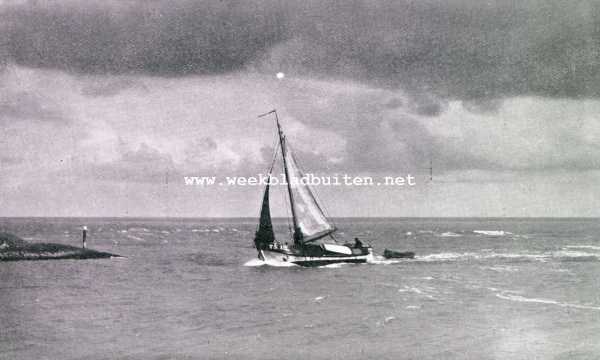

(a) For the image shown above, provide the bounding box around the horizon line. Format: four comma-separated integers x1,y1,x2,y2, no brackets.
1,216,599,220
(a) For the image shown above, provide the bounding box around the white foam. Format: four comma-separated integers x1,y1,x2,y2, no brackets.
417,252,476,261
367,255,400,265
243,258,297,267
126,234,144,242
398,286,436,299
425,250,598,263
474,230,512,236
439,232,462,237
408,287,422,294
485,253,549,261
482,265,519,272
416,251,553,263
384,316,396,324
551,251,598,261
320,263,345,268
398,286,422,294
244,258,265,267
496,292,600,311
565,245,600,251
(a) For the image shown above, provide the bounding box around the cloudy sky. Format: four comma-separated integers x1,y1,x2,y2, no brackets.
1,0,599,217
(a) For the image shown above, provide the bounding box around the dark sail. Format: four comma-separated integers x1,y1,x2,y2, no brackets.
254,183,275,250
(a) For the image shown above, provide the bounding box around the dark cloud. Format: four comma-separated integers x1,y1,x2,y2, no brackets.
3,0,285,75
2,0,599,99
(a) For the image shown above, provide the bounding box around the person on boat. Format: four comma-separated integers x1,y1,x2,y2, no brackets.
354,237,363,248
82,225,88,249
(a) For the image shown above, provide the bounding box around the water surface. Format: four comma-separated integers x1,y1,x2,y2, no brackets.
1,218,599,359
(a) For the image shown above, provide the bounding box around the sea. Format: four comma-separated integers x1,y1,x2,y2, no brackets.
1,217,599,360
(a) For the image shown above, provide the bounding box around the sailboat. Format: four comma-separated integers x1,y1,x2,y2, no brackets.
253,110,373,267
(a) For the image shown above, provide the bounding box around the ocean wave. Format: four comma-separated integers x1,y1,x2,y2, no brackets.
243,258,297,267
397,285,436,299
482,265,519,272
384,316,396,324
416,251,598,263
128,227,149,232
319,263,345,268
367,255,401,265
564,245,600,251
438,232,462,237
485,253,548,262
416,252,477,261
126,234,145,242
246,249,598,268
551,251,598,262
496,292,600,311
473,230,512,236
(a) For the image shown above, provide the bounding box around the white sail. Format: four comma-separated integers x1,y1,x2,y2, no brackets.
283,140,335,242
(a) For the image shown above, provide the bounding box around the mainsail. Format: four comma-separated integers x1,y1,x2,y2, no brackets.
283,139,336,243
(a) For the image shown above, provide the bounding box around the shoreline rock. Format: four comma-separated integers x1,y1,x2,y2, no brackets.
0,232,122,261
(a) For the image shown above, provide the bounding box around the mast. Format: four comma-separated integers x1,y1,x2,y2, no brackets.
273,110,303,244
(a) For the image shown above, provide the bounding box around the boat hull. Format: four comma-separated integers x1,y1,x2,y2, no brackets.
260,248,372,267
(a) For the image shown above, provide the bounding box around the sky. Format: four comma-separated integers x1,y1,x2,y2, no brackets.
1,0,599,217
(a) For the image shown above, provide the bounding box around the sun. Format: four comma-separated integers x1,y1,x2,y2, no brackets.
276,72,285,79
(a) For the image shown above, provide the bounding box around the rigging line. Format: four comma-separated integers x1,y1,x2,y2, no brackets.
271,134,293,239
267,133,280,174
272,133,293,239
273,142,296,240
281,159,294,239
